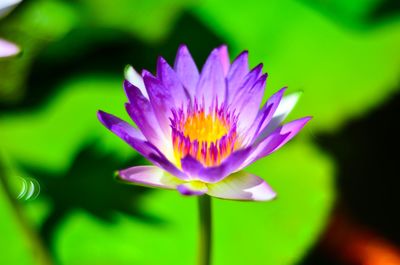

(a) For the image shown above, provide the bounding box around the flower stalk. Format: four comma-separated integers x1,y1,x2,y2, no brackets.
198,195,212,265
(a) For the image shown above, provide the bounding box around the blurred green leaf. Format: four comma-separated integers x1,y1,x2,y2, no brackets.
0,75,133,173
194,0,400,131
73,0,197,42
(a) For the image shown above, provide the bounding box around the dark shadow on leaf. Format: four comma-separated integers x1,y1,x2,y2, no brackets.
17,142,164,252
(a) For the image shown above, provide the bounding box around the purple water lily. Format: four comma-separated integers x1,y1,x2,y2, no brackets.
0,0,22,58
98,45,311,201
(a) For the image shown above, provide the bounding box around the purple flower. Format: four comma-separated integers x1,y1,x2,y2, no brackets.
0,0,22,58
98,45,311,201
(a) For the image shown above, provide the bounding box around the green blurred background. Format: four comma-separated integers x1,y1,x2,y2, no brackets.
0,0,399,264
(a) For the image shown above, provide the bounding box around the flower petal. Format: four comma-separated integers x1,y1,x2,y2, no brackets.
241,116,312,168
98,110,189,180
196,48,226,109
157,56,189,105
241,87,286,146
124,65,148,98
226,51,249,103
124,80,161,139
240,132,289,169
118,166,183,189
142,71,174,136
269,116,312,151
0,0,22,18
174,44,200,99
0,38,20,58
235,74,267,133
181,148,252,183
97,110,146,141
228,63,263,107
124,81,173,158
125,98,174,161
217,45,230,76
207,171,276,201
256,91,302,141
177,182,208,196
97,110,160,160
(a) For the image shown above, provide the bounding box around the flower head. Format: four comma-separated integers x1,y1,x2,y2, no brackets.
98,45,311,201
0,0,22,58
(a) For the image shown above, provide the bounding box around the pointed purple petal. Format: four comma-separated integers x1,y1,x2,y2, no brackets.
207,171,276,201
228,63,263,106
270,116,312,151
98,110,187,180
174,44,200,99
157,56,189,105
241,87,286,146
235,74,268,133
241,116,312,168
125,101,174,160
240,132,289,169
97,110,160,157
98,110,145,141
217,45,230,76
142,72,174,136
226,51,249,102
196,48,226,108
118,166,183,189
125,99,159,142
124,80,173,155
256,91,303,141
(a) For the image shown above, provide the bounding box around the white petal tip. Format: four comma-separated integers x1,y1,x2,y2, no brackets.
123,64,147,98
247,183,277,201
0,39,21,58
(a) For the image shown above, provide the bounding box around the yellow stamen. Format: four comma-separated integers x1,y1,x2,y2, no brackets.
183,111,228,142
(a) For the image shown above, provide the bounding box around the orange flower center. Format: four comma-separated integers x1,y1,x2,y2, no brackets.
183,111,229,143
171,102,238,167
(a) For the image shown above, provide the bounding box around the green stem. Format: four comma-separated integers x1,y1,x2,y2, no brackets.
197,195,212,265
